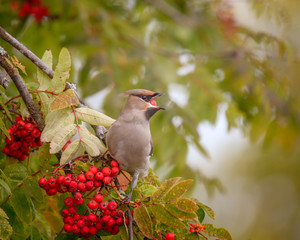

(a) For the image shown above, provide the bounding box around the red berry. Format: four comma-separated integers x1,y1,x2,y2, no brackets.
77,219,85,228
94,180,101,187
94,194,103,203
102,167,111,176
88,200,98,210
95,171,104,181
72,224,80,234
89,226,97,235
104,209,111,216
100,215,110,223
77,174,86,183
73,213,81,221
17,120,25,129
110,210,117,217
64,216,74,225
111,225,119,235
95,222,102,230
74,192,82,201
18,154,28,161
99,202,108,211
78,182,86,192
85,181,94,191
68,206,77,214
85,171,94,181
56,175,65,184
103,176,112,184
9,142,19,151
116,217,123,225
61,209,69,217
47,178,56,188
189,228,195,233
38,177,47,188
5,136,14,144
64,197,74,207
10,124,17,132
63,176,72,185
108,201,117,211
74,198,83,205
31,128,41,138
89,166,98,174
106,218,115,227
21,129,29,137
80,226,89,235
166,233,175,240
88,214,97,223
116,210,123,217
68,181,78,192
111,167,120,176
110,160,119,167
125,217,129,225
2,147,10,155
64,224,72,233
25,123,34,132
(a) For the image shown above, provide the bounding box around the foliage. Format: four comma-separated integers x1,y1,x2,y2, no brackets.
0,48,231,239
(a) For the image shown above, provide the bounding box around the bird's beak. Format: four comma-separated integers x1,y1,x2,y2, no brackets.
150,92,165,110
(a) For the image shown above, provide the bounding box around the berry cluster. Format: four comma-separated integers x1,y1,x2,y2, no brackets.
2,116,43,161
10,0,49,23
61,192,128,238
38,162,120,196
189,223,206,234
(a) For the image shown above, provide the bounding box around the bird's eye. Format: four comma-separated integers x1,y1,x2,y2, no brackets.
142,95,147,100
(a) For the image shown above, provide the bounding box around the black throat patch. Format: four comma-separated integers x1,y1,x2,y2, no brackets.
145,108,160,120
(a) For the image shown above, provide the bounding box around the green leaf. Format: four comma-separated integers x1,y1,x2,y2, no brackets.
49,124,77,154
196,202,215,220
30,225,41,240
60,139,82,165
184,233,200,240
196,206,205,223
79,125,106,155
38,143,51,166
0,115,10,139
133,205,153,238
51,48,71,94
0,179,11,195
203,223,232,240
37,49,52,91
165,204,197,219
41,108,74,142
164,179,194,202
49,89,80,111
37,92,51,117
0,207,13,240
176,198,198,213
10,188,33,223
151,177,181,201
3,164,28,188
149,204,185,229
139,184,157,197
75,107,115,127
0,99,12,126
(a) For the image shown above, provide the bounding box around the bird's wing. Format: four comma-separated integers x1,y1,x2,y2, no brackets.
149,138,153,156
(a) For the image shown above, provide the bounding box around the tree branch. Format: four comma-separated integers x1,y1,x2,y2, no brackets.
0,26,54,79
0,46,45,130
0,68,10,89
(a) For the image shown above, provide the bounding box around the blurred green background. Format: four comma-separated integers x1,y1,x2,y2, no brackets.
1,0,300,239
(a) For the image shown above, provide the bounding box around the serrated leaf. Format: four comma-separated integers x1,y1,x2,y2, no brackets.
139,184,157,197
165,204,197,219
38,92,51,117
151,177,181,201
50,124,77,154
75,107,115,127
176,198,198,213
149,204,185,228
79,125,106,154
3,164,27,188
164,179,194,202
0,116,10,139
134,205,153,238
203,224,232,240
37,49,52,90
60,139,81,165
50,89,80,111
51,48,71,94
197,202,215,220
41,109,75,142
0,208,13,240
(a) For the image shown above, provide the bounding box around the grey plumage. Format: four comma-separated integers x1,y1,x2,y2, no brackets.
106,89,164,199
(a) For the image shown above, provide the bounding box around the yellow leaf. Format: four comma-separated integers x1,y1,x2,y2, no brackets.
49,89,80,111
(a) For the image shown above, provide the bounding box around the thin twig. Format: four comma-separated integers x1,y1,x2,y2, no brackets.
0,26,54,78
0,46,45,130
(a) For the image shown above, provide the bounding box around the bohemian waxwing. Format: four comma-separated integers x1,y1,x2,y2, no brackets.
106,89,165,200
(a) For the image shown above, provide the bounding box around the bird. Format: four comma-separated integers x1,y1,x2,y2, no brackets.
106,89,165,200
